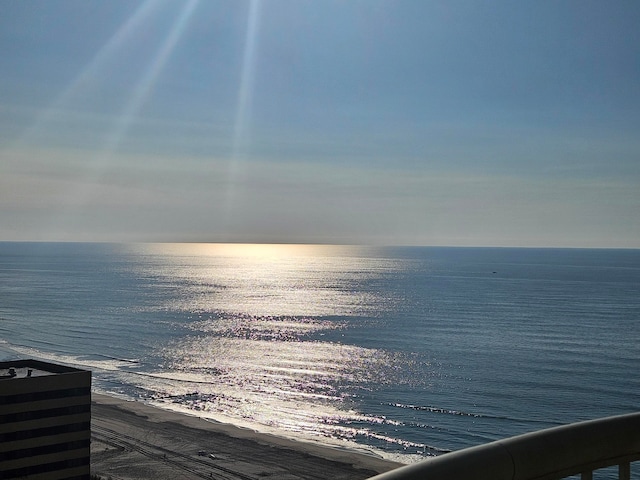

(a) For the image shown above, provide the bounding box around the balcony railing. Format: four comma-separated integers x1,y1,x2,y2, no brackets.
368,412,640,480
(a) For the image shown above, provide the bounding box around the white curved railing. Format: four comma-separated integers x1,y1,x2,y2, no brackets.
369,412,640,480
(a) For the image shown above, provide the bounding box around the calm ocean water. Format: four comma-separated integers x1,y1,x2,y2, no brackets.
1,242,639,466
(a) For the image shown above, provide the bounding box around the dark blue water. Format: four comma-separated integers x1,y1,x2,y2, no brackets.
1,242,639,465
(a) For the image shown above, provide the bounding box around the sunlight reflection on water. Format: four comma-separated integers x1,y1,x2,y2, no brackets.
128,243,402,317
4,243,639,466
154,334,435,455
121,243,423,452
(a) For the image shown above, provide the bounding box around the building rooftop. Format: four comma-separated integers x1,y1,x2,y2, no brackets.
0,359,88,380
0,365,54,379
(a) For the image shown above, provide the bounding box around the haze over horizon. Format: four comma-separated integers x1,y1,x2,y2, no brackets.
1,1,639,248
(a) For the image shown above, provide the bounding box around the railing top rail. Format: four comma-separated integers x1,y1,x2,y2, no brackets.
368,412,640,480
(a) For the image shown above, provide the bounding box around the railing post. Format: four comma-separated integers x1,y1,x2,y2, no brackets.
619,462,630,480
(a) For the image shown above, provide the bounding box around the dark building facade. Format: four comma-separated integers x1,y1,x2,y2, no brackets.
0,359,91,479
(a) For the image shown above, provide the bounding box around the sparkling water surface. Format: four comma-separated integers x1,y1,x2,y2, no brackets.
1,242,639,466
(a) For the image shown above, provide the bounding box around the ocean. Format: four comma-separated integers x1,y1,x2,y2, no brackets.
1,242,639,467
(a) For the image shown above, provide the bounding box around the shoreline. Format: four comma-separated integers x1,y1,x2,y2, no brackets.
91,392,403,480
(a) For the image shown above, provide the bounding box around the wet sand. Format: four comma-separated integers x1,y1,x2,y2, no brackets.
91,393,403,480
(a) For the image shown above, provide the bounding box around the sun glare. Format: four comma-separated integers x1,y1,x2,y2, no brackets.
135,242,359,259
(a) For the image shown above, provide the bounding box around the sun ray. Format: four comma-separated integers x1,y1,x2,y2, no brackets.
224,0,262,216
61,0,201,227
22,0,201,240
105,0,200,152
233,0,262,157
12,0,158,149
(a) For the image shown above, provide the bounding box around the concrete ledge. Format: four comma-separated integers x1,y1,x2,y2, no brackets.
368,412,640,480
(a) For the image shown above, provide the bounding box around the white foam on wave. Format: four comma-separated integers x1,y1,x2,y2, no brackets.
1,341,138,373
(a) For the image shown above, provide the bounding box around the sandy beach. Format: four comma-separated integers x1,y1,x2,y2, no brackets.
91,393,403,480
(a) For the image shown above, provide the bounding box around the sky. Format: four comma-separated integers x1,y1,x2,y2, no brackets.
1,0,639,247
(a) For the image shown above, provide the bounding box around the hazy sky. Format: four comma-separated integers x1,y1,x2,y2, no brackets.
1,0,639,247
